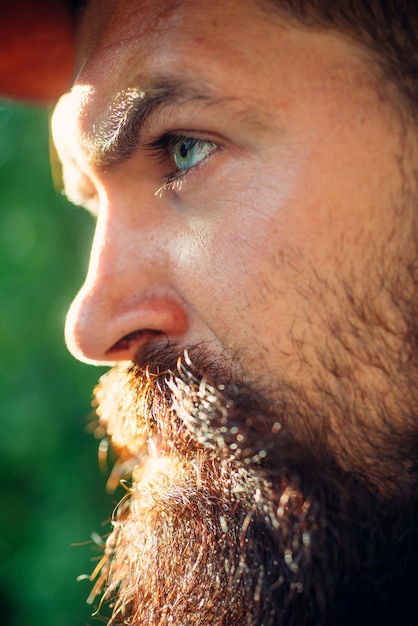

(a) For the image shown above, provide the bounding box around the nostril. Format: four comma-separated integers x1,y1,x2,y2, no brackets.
66,283,190,365
106,329,169,358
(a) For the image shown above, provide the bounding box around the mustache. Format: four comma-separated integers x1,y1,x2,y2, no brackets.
94,344,321,486
97,343,357,494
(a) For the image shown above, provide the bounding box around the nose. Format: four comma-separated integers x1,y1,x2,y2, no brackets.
65,195,189,365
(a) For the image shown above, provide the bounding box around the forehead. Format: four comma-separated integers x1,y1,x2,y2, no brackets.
79,0,265,52
75,0,276,95
54,0,373,173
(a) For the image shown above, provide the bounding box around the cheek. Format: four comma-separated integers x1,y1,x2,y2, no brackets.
171,166,307,355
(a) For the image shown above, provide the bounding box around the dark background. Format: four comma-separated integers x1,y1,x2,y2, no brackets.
0,101,112,625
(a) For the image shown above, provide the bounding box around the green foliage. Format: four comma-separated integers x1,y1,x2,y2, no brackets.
0,102,110,625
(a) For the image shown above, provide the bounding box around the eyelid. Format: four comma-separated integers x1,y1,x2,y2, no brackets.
144,131,221,158
144,131,222,192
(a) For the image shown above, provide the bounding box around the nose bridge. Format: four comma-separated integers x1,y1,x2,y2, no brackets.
65,189,189,364
83,201,111,289
87,179,172,292
85,194,138,292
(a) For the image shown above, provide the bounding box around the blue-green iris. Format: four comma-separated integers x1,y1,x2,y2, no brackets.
172,137,216,171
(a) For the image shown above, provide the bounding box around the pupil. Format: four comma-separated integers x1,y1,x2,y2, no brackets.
180,142,189,158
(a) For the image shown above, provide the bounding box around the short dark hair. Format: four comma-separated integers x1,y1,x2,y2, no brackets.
270,1,418,115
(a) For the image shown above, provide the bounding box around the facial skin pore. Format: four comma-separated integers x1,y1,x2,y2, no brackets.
52,0,418,623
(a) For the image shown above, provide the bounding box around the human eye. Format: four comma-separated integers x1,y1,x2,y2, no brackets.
145,133,218,192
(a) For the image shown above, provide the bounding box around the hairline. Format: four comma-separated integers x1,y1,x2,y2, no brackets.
260,0,418,120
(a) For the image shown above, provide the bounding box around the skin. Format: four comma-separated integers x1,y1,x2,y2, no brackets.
52,0,418,478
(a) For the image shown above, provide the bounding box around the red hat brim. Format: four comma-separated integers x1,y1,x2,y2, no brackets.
0,0,74,104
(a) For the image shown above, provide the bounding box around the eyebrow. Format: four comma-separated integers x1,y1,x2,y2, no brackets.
86,78,229,169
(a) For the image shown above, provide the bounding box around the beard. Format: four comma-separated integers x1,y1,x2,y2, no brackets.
87,339,418,626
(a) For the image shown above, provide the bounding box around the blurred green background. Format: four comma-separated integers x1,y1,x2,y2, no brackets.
0,101,111,625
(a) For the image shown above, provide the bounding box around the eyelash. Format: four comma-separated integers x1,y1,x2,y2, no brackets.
145,133,218,193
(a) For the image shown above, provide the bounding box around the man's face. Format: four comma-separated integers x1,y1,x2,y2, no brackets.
52,0,418,623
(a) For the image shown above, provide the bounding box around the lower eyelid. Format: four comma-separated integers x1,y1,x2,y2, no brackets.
171,142,219,180
156,145,221,197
